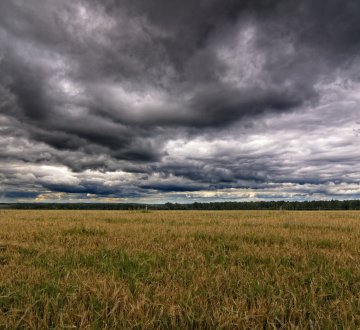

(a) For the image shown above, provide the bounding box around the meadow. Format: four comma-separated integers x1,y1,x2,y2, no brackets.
0,210,359,329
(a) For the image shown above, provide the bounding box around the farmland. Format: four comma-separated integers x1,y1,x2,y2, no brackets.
0,210,359,329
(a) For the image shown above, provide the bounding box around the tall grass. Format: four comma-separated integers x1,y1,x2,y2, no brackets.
0,210,359,328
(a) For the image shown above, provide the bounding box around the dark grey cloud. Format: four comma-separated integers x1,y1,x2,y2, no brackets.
1,0,360,202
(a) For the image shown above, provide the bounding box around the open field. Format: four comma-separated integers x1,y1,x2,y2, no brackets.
0,210,359,329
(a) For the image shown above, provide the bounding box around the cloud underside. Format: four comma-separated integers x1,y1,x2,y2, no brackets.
1,0,360,202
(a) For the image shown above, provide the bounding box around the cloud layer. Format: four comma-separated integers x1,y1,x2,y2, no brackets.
1,0,360,202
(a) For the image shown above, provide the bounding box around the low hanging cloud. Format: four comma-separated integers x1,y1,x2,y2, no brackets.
1,0,360,202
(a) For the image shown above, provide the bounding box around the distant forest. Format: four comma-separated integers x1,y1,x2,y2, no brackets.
1,200,360,210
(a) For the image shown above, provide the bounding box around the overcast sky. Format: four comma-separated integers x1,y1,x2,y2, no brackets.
1,0,360,203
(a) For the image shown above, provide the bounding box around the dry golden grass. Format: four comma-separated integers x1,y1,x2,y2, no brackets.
0,210,359,329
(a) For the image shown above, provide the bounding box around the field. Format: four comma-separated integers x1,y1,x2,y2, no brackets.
0,210,359,329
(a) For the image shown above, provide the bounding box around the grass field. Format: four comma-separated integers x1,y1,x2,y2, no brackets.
0,210,359,329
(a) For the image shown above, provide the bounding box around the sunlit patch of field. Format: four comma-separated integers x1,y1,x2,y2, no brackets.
0,210,359,329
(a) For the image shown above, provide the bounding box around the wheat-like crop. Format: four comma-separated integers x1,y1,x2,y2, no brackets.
0,210,359,329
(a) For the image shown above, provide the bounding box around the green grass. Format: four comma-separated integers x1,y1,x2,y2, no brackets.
62,226,107,236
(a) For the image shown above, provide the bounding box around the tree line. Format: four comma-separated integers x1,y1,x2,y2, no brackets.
2,200,360,210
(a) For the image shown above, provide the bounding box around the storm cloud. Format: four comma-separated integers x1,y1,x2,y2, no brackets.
1,0,360,202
